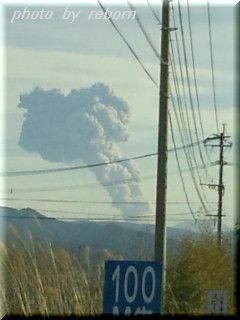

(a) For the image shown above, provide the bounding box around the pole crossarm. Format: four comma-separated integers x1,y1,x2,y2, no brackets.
210,161,229,166
204,135,231,143
200,183,224,189
204,144,232,148
201,124,232,247
206,214,226,217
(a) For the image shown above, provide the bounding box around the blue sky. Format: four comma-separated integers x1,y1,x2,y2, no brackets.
0,1,237,228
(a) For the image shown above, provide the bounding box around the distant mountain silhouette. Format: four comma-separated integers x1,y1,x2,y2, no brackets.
0,206,233,259
173,219,232,233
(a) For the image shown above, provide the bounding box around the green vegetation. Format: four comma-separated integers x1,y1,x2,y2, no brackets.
0,228,236,316
165,231,236,314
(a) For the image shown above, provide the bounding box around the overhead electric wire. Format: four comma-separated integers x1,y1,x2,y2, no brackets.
0,198,217,205
176,0,209,179
1,203,218,222
22,208,154,219
169,32,211,210
10,207,217,218
169,88,209,214
1,205,218,222
207,0,220,134
2,153,157,177
97,0,158,87
33,208,126,217
7,164,214,195
186,0,211,163
3,162,213,195
2,141,204,177
171,101,212,213
168,110,196,222
146,0,161,25
0,215,201,223
169,42,214,211
0,215,151,222
170,26,214,212
1,198,152,205
170,4,206,180
169,10,204,202
127,0,160,58
186,0,205,142
170,6,215,214
169,44,205,185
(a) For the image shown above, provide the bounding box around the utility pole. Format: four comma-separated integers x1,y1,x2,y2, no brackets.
155,0,170,312
202,124,232,246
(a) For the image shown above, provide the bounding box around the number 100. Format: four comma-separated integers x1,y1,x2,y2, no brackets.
112,265,156,304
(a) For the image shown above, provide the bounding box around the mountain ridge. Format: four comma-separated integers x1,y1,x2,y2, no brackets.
0,206,233,260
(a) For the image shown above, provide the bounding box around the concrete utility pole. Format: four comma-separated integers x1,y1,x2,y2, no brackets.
154,0,170,311
203,124,232,247
217,126,225,246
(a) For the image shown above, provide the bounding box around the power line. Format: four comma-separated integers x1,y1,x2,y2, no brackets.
1,206,217,221
1,206,206,222
172,95,208,212
207,0,220,134
176,0,209,179
2,141,204,177
1,212,217,221
169,48,216,216
186,0,206,143
0,198,217,205
3,162,213,195
169,41,213,211
0,214,203,223
24,208,154,219
169,42,203,182
1,198,152,205
146,0,161,25
97,0,158,87
7,178,139,194
5,207,217,218
127,0,159,58
2,153,157,177
0,215,150,222
186,0,212,164
2,163,212,194
170,4,208,181
169,88,209,214
169,27,211,212
32,208,127,217
168,110,196,222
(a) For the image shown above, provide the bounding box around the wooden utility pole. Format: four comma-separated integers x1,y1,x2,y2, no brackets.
203,124,232,246
155,0,170,311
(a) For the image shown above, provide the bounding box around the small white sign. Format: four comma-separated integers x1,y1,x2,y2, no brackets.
207,289,228,315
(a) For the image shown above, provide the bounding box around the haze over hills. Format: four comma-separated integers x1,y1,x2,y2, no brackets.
0,206,233,260
173,220,233,233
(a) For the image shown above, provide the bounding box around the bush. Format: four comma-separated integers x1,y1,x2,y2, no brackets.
165,231,236,315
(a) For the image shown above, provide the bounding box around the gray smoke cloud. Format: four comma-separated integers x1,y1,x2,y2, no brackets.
18,83,151,217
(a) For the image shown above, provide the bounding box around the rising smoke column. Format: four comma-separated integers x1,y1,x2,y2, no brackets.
18,83,151,216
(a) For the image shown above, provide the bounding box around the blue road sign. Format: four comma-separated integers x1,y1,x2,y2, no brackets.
103,261,162,315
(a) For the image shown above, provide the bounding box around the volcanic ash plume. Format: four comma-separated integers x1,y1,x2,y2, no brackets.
18,83,151,216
